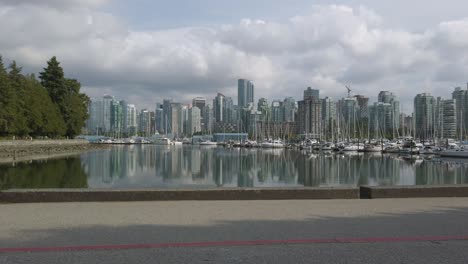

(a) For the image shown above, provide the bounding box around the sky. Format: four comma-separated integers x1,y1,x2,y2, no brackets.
1,0,468,113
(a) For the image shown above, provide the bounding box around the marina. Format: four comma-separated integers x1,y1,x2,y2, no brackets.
1,145,468,190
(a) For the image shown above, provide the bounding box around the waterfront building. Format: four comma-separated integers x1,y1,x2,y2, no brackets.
255,121,298,140
110,100,123,136
377,91,400,137
298,87,322,139
271,100,283,122
213,93,225,123
321,97,336,140
126,104,137,136
369,102,393,138
337,97,358,139
213,133,248,143
257,98,270,121
155,103,164,134
355,95,369,121
452,86,468,139
204,105,214,133
87,99,103,135
304,87,319,100
188,106,201,135
192,97,206,128
181,105,189,136
170,102,183,137
238,79,254,107
162,99,173,134
414,93,436,140
138,109,152,137
102,95,114,133
223,96,235,123
283,97,296,122
439,99,457,139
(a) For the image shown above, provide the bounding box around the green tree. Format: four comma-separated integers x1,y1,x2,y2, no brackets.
0,56,15,135
8,61,29,136
40,57,89,138
23,74,66,137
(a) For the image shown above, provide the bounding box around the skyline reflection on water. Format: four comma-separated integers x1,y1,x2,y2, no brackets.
1,145,468,190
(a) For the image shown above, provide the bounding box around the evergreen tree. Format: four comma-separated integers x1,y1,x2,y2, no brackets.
40,57,89,137
8,61,29,136
0,56,13,135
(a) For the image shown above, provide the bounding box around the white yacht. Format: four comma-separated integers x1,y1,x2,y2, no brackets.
152,135,172,145
342,144,364,152
360,144,382,153
199,140,218,146
172,140,183,146
419,146,436,155
440,146,468,158
261,139,285,148
321,143,334,151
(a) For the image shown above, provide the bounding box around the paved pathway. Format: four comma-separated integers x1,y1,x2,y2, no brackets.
1,198,468,263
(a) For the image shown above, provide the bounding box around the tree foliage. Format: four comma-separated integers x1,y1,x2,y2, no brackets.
0,55,88,138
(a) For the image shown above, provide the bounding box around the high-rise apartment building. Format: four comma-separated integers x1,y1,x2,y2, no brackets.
298,87,321,138
414,93,436,140
188,106,201,135
213,93,225,123
238,79,254,107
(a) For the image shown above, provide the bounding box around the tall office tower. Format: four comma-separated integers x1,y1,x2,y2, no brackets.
139,109,152,137
126,104,137,136
354,95,369,121
213,93,225,123
439,99,457,139
223,96,235,123
154,103,163,134
87,98,103,135
238,79,254,107
414,93,436,140
257,98,270,121
192,97,206,128
102,95,114,133
170,102,182,137
188,106,201,135
377,91,400,136
452,87,468,139
121,100,129,132
110,100,123,135
303,87,319,100
321,97,336,139
283,97,296,122
298,87,322,138
204,105,214,132
162,99,173,134
181,105,189,136
369,102,393,138
271,100,283,122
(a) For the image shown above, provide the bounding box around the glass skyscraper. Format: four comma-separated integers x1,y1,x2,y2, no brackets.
238,79,254,108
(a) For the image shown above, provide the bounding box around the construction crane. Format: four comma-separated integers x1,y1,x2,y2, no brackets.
345,85,352,98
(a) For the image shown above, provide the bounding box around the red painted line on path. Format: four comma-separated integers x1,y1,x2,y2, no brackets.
1,235,468,253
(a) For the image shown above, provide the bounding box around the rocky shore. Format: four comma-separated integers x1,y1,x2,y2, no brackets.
0,140,109,164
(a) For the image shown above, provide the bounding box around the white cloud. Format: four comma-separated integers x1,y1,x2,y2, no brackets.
0,3,467,112
0,0,109,9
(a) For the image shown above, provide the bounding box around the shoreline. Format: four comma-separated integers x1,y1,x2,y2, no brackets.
0,139,110,164
1,185,467,203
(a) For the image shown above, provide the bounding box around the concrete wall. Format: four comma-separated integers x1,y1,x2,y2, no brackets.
0,188,360,203
360,185,468,199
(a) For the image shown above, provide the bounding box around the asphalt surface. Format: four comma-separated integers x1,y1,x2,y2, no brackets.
1,198,468,263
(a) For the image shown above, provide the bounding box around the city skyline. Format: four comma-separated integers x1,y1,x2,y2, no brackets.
1,1,468,112
85,81,468,141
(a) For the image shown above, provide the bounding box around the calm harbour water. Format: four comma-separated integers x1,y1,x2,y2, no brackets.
1,145,468,190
